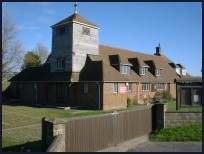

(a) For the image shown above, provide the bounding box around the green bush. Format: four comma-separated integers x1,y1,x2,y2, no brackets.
127,97,133,108
162,91,172,101
127,97,139,108
154,90,172,103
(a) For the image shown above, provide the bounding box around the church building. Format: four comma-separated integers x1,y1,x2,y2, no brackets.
9,3,191,110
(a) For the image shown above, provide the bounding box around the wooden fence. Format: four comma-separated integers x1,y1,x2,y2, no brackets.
65,106,153,152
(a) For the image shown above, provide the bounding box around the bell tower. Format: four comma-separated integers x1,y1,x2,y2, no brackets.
50,2,100,72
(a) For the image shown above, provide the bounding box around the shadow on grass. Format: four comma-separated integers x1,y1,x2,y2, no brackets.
2,99,101,111
2,140,42,152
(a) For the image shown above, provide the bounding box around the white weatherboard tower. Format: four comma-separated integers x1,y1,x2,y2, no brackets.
50,2,100,72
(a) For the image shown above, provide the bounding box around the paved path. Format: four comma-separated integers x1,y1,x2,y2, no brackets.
127,141,202,152
98,135,202,152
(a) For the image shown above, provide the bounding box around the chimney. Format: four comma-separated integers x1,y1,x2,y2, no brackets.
155,43,161,55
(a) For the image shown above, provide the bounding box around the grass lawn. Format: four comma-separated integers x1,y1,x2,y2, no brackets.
167,101,202,112
2,101,148,152
2,102,113,152
150,124,202,141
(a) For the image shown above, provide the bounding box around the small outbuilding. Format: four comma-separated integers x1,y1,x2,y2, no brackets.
175,77,202,110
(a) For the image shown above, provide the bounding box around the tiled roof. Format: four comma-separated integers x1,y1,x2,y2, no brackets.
177,64,186,69
99,44,191,83
169,62,179,68
9,64,50,82
88,54,103,62
9,64,77,82
128,57,148,67
144,60,163,69
10,44,192,83
175,77,202,83
51,13,99,28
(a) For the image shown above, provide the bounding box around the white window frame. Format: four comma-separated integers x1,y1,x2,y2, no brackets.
155,68,162,76
140,67,148,75
182,69,186,75
127,83,132,92
83,83,89,93
113,83,118,93
120,65,130,75
157,83,165,91
176,68,181,75
142,83,150,91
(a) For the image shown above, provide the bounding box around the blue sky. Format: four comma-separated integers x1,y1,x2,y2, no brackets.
2,2,202,76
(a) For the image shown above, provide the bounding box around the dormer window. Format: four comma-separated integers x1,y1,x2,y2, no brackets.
140,67,148,76
176,68,181,75
57,58,65,70
155,68,162,77
120,65,131,75
181,69,186,75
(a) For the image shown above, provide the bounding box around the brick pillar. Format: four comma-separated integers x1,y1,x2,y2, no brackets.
154,103,167,129
42,118,66,152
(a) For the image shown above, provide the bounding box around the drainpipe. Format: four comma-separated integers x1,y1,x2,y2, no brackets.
137,83,139,103
35,82,38,105
97,81,101,110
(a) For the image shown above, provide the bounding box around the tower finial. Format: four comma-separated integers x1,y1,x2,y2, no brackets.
74,2,78,14
159,43,160,47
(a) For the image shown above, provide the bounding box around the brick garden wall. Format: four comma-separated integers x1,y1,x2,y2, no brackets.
165,111,202,127
154,103,202,129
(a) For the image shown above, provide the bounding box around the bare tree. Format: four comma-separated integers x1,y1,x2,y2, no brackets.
2,10,24,81
35,43,49,64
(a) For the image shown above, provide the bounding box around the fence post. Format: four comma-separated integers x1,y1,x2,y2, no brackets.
42,117,46,152
154,102,167,129
42,118,66,152
52,119,66,152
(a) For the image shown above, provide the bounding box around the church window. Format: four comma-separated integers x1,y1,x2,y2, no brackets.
82,27,90,36
56,26,68,36
84,83,89,93
57,58,65,70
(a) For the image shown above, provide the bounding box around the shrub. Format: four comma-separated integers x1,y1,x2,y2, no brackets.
162,90,172,101
127,97,133,108
127,97,139,108
154,90,172,103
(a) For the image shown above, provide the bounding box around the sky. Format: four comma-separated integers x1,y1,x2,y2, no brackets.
2,2,202,77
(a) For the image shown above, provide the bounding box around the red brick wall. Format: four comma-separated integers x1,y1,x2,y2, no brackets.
103,83,127,110
102,82,177,110
9,81,177,110
169,83,176,98
74,82,99,109
138,83,155,104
